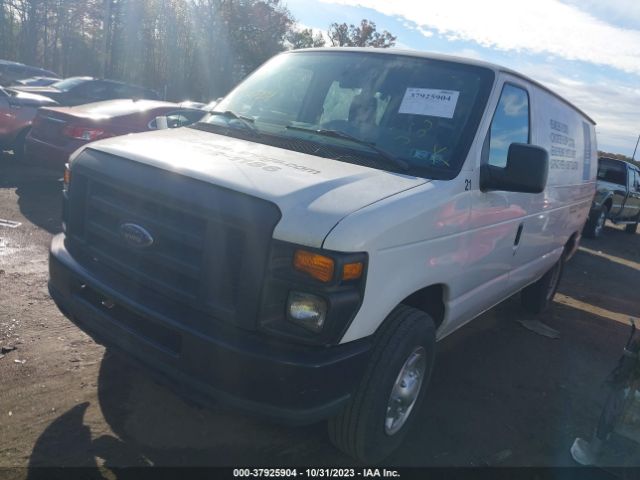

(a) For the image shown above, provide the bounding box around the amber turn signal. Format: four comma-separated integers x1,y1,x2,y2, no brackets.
293,250,335,282
342,262,364,281
63,163,71,191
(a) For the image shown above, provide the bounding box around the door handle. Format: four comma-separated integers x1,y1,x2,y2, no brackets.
514,223,524,246
513,223,524,255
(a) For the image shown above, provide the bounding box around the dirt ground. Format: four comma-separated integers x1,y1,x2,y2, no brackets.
1,152,640,474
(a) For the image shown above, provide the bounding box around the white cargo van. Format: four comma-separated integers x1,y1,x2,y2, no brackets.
49,48,597,462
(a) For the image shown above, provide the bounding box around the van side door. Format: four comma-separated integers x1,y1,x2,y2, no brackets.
466,79,532,313
513,84,595,290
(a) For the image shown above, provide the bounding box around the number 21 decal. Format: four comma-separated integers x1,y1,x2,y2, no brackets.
464,179,471,191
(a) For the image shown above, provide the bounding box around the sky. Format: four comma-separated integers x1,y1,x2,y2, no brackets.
284,0,640,156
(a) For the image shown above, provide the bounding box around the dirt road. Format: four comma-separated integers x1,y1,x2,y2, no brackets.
1,153,639,471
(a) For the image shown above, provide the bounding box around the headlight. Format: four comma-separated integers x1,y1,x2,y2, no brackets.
287,291,327,332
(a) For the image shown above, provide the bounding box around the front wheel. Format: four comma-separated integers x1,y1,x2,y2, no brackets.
521,257,564,314
328,305,435,463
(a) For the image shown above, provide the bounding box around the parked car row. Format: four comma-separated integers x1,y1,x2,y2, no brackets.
12,76,160,106
0,59,213,166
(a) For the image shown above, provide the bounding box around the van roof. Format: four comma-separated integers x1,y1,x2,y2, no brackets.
289,48,597,125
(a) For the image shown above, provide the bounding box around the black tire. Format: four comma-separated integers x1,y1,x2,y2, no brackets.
625,215,639,234
521,258,564,314
328,305,435,463
12,128,29,161
583,204,609,238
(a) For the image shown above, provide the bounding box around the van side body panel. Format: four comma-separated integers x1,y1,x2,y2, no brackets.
508,81,597,291
330,72,597,344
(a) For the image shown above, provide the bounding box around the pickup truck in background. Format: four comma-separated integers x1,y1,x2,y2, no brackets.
583,157,640,238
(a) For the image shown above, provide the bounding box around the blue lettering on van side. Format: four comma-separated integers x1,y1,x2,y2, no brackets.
582,122,591,181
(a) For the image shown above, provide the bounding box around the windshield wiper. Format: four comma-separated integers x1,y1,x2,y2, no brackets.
285,125,409,171
208,110,259,135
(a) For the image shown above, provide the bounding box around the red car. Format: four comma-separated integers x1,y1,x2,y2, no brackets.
0,86,57,158
25,99,206,167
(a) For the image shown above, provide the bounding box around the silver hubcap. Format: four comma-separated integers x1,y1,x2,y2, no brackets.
595,210,606,236
385,346,427,436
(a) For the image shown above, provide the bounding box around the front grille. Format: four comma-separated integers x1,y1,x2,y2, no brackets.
84,179,207,301
65,150,282,331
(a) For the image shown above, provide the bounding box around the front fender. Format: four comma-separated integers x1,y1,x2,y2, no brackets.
592,189,613,210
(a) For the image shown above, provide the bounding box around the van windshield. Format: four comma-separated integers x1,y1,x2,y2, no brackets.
196,51,494,179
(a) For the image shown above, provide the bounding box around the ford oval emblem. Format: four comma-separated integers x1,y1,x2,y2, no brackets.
119,223,154,248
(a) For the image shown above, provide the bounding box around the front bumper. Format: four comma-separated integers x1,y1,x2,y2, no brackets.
49,234,372,425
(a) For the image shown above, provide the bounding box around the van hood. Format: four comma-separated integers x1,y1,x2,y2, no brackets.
82,127,428,247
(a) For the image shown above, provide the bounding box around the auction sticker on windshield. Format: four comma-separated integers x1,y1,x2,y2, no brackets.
398,88,459,118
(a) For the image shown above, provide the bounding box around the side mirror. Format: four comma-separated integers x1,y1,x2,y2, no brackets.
480,143,549,194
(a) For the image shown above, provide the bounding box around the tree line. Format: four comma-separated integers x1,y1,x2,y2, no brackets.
0,0,396,101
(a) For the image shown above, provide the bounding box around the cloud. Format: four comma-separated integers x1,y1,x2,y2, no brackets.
501,92,528,116
319,0,640,75
563,0,640,27
518,64,640,153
